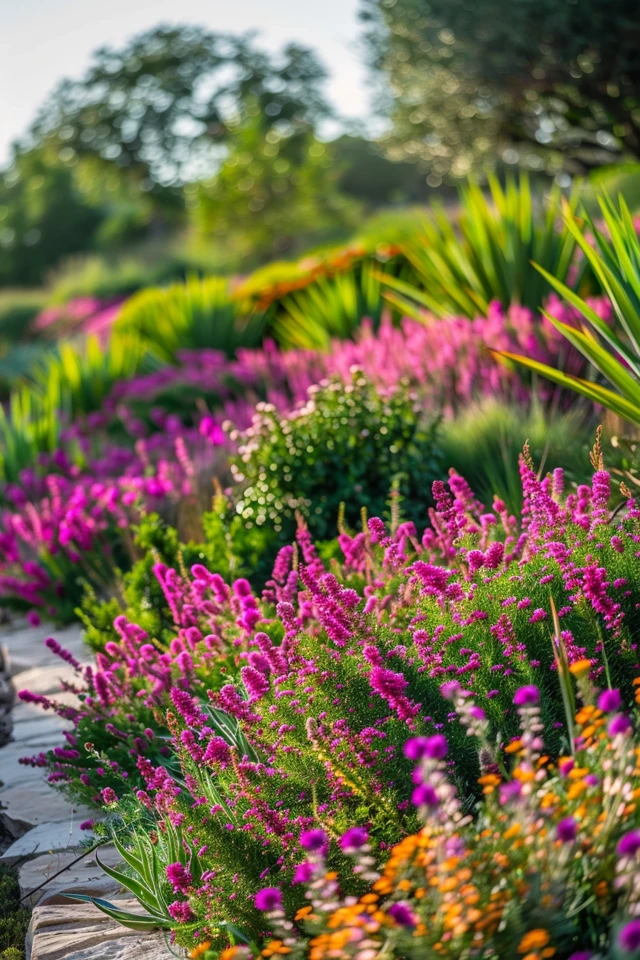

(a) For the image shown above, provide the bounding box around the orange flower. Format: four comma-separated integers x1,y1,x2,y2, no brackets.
518,929,551,953
569,659,592,676
295,906,314,921
190,944,212,960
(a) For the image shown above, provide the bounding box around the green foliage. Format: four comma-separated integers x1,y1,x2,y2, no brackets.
193,118,358,262
229,372,442,560
271,259,390,350
0,864,30,960
0,334,148,484
382,174,581,317
0,145,105,287
362,0,640,177
116,276,266,362
502,192,640,426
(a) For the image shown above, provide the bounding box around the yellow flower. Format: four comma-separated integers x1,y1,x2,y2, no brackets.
518,929,551,953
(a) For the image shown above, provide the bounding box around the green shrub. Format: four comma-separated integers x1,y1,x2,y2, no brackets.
0,864,30,960
228,371,443,569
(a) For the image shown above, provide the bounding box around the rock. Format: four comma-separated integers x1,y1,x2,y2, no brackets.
0,785,94,829
2,820,88,859
3,621,84,677
19,845,123,903
28,900,172,960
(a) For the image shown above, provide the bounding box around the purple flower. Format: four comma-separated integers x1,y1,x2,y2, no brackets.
598,688,622,712
166,862,192,893
168,901,195,923
293,862,314,884
79,819,94,831
100,787,117,805
404,734,448,761
609,713,632,736
619,919,640,953
499,781,522,805
387,902,416,927
411,784,439,808
339,827,369,851
440,681,461,700
556,817,578,843
300,829,328,852
568,953,591,960
513,685,539,706
255,887,283,912
618,831,640,857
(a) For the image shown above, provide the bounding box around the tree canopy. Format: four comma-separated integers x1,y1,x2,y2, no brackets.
361,0,640,179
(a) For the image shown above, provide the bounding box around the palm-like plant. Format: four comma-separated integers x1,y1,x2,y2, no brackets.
497,193,640,428
381,174,581,319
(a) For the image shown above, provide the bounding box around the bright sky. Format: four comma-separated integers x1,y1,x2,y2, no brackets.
0,0,372,166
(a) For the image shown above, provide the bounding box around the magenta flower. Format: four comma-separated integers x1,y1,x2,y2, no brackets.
168,901,195,923
556,817,578,843
619,919,640,953
597,688,622,712
339,827,369,851
387,902,416,927
300,829,328,852
255,887,283,911
404,734,448,761
166,862,192,893
513,685,539,706
618,830,640,857
100,787,117,805
609,713,632,736
411,784,439,808
293,862,314,884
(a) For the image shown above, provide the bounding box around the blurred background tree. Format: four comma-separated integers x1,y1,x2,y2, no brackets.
360,0,640,181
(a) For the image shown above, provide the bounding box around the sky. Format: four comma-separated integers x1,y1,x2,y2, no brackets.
0,0,372,166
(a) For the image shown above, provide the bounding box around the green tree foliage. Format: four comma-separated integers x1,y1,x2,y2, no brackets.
192,116,358,259
361,0,640,179
27,25,331,190
0,146,104,286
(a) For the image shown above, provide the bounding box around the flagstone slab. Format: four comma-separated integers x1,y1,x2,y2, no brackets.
29,900,171,960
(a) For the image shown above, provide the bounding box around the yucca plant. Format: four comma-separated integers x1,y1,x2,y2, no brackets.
381,174,581,319
497,193,640,428
116,276,266,363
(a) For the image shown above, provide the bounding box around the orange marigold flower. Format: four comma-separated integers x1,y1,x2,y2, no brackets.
518,929,551,953
569,659,592,676
505,740,524,754
190,944,212,960
295,906,314,921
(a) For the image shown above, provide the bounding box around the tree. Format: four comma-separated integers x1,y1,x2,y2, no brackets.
192,114,359,260
0,146,104,287
361,0,640,179
26,25,331,190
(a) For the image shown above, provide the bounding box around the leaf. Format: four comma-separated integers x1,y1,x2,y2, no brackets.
61,894,172,930
493,351,640,427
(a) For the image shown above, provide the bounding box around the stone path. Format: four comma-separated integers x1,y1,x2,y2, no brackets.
0,619,169,960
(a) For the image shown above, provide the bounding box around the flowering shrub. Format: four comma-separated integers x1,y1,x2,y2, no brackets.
17,440,640,958
245,672,640,960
